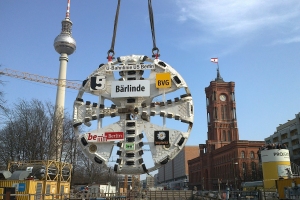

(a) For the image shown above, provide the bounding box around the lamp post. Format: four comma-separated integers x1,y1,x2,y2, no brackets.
233,161,238,190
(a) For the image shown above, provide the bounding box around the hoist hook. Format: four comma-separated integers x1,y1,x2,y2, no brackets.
152,47,160,59
107,49,115,62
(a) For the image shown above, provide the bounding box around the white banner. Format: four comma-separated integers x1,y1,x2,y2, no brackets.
111,80,150,97
261,149,290,163
105,64,155,71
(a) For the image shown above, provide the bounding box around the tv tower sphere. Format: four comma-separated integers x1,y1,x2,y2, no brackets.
54,19,76,55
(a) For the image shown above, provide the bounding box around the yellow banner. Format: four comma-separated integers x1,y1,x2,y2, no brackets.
156,72,171,88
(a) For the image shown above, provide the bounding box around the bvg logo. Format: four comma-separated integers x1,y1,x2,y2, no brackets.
156,72,171,88
157,80,169,86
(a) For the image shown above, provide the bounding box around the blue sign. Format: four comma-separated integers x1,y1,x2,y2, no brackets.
18,183,26,192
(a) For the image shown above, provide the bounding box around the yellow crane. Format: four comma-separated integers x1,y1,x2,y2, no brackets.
0,68,145,194
0,68,81,90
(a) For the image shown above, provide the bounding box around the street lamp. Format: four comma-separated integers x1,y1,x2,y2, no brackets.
233,162,238,190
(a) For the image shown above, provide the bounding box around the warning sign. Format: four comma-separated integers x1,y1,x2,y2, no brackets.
156,73,171,88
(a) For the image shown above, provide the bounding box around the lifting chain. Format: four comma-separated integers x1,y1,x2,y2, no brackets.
107,0,121,61
107,0,160,61
148,0,159,58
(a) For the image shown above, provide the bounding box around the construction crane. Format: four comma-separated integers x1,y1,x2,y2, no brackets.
0,67,158,157
0,67,149,191
0,68,81,90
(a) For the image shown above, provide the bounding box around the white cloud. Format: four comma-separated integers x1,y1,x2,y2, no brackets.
175,0,300,38
272,36,300,45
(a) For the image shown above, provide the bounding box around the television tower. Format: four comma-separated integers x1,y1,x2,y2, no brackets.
51,0,76,161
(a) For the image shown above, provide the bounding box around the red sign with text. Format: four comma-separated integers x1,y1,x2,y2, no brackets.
87,132,124,142
105,132,124,140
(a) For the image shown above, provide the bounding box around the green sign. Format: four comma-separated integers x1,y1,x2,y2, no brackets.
125,143,135,150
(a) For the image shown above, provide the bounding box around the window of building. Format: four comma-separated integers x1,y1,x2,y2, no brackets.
251,162,256,170
228,131,231,141
214,107,218,119
232,108,236,120
292,139,299,145
222,130,226,141
281,134,288,140
221,106,224,120
251,162,256,180
241,151,245,158
293,149,298,155
207,113,210,124
291,129,298,136
250,151,254,159
242,162,247,179
221,105,227,120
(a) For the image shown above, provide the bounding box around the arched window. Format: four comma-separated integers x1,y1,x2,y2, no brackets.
232,108,236,119
251,162,256,171
221,105,225,120
222,130,226,141
250,151,255,159
241,151,245,158
221,105,227,120
251,162,256,180
242,162,247,179
228,131,231,141
207,113,210,123
214,107,218,119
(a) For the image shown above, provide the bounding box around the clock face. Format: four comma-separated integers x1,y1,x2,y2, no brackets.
220,94,226,101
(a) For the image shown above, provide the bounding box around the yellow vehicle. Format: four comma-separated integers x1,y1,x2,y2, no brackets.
241,181,264,191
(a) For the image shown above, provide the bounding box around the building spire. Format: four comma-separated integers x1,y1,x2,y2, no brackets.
66,0,71,19
54,0,76,55
215,66,224,82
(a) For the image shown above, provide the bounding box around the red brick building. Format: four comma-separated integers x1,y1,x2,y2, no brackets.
188,68,264,190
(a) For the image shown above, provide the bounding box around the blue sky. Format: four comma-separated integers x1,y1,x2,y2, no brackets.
1,0,300,175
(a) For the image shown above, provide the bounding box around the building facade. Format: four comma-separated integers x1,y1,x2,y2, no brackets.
205,68,239,151
141,175,155,189
188,69,264,191
265,112,300,165
157,146,199,190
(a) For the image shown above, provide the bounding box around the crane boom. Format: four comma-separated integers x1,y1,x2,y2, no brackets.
0,68,81,90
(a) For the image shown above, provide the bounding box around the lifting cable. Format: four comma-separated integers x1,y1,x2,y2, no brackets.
148,0,160,58
107,0,160,60
107,0,121,61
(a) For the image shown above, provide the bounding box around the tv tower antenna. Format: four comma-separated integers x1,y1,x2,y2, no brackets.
51,0,76,161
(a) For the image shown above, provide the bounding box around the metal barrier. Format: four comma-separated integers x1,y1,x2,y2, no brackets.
0,190,194,200
195,190,280,200
0,193,70,200
147,190,192,200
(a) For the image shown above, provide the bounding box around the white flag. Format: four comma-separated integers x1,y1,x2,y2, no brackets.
210,58,218,63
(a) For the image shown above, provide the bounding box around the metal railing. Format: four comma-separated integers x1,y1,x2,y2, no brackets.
0,193,70,200
0,190,194,200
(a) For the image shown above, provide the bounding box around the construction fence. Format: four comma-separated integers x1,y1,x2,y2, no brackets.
0,190,193,200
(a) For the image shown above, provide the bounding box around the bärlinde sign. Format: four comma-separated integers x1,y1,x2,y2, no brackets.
111,80,150,97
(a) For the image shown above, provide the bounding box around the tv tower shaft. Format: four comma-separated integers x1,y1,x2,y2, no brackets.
51,0,76,161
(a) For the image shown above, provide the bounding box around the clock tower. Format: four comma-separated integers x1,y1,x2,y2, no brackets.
205,68,239,151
